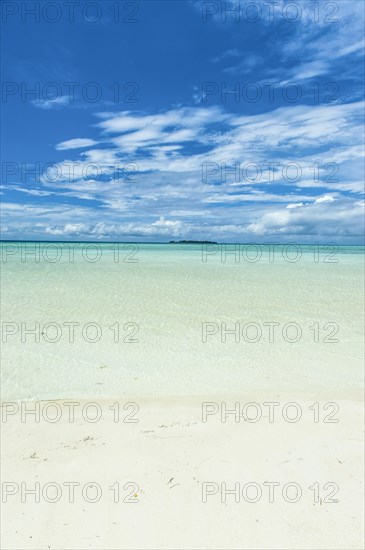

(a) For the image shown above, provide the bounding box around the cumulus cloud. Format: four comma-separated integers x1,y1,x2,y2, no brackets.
315,194,335,203
43,217,183,238
246,199,364,237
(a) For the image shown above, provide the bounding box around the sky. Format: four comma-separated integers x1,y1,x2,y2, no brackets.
1,0,364,243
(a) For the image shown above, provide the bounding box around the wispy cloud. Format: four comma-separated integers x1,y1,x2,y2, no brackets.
199,0,364,84
3,0,364,242
3,98,364,242
56,138,99,150
31,96,71,110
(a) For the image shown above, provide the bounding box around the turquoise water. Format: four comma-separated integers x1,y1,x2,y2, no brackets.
1,242,364,400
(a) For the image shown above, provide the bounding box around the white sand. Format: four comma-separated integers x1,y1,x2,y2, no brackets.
1,392,363,549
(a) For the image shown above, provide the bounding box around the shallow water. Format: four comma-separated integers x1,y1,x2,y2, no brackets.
1,242,364,400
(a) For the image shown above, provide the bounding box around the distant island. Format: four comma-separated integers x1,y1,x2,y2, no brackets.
169,240,218,244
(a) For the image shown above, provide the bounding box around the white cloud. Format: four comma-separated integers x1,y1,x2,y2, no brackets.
286,202,304,209
212,49,240,63
43,217,184,238
199,0,364,83
45,223,89,236
31,96,71,110
4,99,364,242
315,194,335,203
56,138,98,150
246,199,364,237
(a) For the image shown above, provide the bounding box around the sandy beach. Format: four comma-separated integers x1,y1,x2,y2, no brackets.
1,392,364,550
1,244,364,548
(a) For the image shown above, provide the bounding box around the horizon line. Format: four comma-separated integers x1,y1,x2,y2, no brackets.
0,240,364,246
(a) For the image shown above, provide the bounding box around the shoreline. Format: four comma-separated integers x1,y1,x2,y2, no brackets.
1,387,364,404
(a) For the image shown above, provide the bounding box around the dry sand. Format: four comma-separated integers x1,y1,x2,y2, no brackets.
1,391,364,549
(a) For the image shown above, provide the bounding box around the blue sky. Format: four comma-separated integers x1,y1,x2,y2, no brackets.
1,0,364,242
